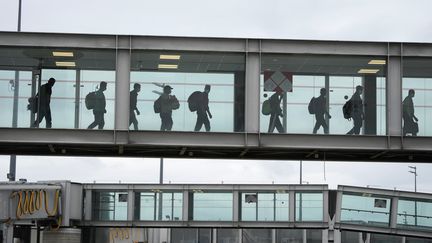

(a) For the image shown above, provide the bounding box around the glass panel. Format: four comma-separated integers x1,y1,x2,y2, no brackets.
341,193,391,227
260,54,387,135
130,51,245,132
0,70,15,127
276,229,304,243
0,47,116,129
241,192,289,221
397,198,432,229
135,192,183,221
402,57,432,136
217,229,239,243
193,192,233,221
92,191,127,221
242,229,272,243
80,70,116,130
406,237,432,243
295,192,323,221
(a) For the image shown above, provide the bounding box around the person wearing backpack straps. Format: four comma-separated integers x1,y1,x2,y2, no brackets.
194,84,212,132
87,81,107,129
346,85,364,135
312,88,332,134
159,85,179,131
268,91,284,133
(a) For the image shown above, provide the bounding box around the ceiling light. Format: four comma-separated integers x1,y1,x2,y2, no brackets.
52,51,74,57
158,64,178,69
55,61,76,67
368,60,386,65
358,69,379,74
160,55,181,60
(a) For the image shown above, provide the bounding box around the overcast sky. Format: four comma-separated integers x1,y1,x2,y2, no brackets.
1,0,432,193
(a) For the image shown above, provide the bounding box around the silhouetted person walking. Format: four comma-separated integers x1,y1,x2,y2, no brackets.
347,85,364,135
313,88,331,134
157,85,179,131
403,89,418,136
268,91,284,133
129,83,141,130
33,77,56,128
88,81,107,129
194,84,212,132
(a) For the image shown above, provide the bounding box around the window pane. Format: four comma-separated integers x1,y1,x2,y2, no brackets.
260,54,387,135
193,192,233,221
217,229,239,243
398,198,432,229
130,51,245,132
341,193,390,227
92,191,127,221
295,192,323,221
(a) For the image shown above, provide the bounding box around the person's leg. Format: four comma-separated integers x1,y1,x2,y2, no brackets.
203,114,210,132
313,115,321,134
34,109,46,127
268,114,276,133
275,116,284,133
45,107,52,128
194,113,203,131
160,113,167,131
97,113,105,129
167,115,173,131
353,114,362,135
88,112,98,129
130,111,138,130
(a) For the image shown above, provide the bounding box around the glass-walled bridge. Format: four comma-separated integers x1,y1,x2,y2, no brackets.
1,32,432,162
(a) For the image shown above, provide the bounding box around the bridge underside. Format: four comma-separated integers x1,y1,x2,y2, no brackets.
2,129,431,162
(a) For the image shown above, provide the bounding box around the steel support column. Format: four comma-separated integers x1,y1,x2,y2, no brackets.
115,37,131,131
387,54,402,136
245,52,260,133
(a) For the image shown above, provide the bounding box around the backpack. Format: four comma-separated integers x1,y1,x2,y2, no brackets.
308,97,317,114
187,91,202,112
261,99,271,116
27,96,38,113
154,96,161,113
85,92,96,110
342,99,353,119
170,96,180,110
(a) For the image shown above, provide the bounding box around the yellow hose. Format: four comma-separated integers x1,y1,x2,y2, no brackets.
44,189,60,217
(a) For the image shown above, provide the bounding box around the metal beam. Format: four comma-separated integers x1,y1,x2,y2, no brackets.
387,49,403,136
245,51,260,134
115,37,131,132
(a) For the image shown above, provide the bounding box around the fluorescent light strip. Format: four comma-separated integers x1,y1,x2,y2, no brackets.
55,61,76,67
358,69,379,74
160,55,181,60
368,60,386,65
53,51,74,57
158,64,178,69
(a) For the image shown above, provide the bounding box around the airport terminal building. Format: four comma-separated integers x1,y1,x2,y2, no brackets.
1,31,432,242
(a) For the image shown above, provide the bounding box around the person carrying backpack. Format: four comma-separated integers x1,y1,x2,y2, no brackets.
268,91,284,133
156,85,179,131
312,88,331,134
87,81,107,129
346,85,364,135
191,84,212,132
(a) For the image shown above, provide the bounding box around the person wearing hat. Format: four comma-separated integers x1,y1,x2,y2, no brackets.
159,85,179,131
194,84,212,132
